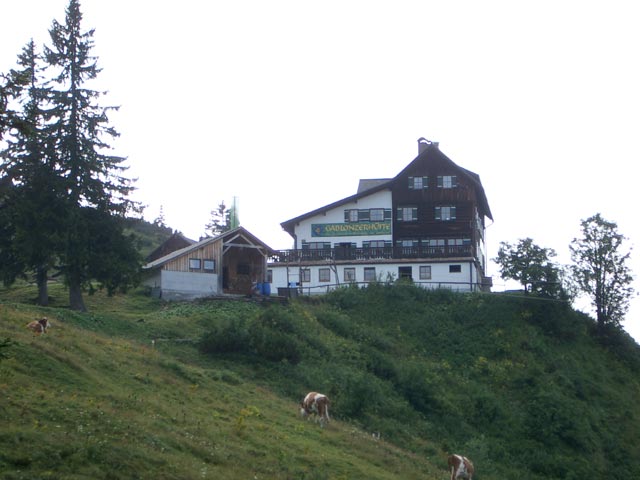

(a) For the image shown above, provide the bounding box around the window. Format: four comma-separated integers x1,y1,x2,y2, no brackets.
344,267,356,282
364,267,376,282
304,241,330,250
365,240,386,249
408,176,428,190
435,206,456,221
300,268,311,283
345,209,359,222
437,175,458,188
397,206,418,222
398,266,412,280
237,264,250,275
420,266,432,280
398,239,419,248
449,265,462,273
203,259,215,272
266,269,273,283
370,208,385,221
319,268,331,282
189,258,201,270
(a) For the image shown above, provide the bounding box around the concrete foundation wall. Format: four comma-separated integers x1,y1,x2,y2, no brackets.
159,270,219,301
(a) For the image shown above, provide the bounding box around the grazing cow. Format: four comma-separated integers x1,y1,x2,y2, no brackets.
448,454,474,480
27,317,50,336
300,392,330,427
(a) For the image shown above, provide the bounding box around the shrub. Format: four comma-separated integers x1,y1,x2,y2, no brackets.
198,318,251,355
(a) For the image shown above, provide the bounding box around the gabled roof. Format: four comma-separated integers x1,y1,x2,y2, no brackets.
146,231,196,262
280,142,493,238
357,178,391,193
143,226,274,270
394,143,493,221
280,180,393,237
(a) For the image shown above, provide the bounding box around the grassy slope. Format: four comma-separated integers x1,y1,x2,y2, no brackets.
1,282,640,479
0,284,440,480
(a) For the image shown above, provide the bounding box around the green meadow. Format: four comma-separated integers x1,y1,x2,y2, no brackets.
1,281,639,479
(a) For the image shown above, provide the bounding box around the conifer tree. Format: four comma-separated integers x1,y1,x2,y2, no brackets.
43,0,139,310
0,40,62,305
205,201,231,237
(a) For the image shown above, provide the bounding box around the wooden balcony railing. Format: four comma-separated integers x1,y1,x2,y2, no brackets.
269,245,473,264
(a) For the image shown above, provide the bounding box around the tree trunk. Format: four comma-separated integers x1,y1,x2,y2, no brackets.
36,266,49,306
69,281,86,312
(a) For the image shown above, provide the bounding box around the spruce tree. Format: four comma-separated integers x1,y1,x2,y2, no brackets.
0,40,62,305
43,0,139,310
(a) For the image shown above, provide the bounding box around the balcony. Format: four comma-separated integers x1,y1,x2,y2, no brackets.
269,245,474,264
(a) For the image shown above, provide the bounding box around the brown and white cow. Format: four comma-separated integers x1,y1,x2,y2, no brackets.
448,454,474,480
300,392,330,427
27,317,50,336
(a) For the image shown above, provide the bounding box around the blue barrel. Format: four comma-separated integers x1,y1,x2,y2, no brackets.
262,282,271,296
255,282,262,294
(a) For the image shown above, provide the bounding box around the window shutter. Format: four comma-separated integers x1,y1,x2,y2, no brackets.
344,210,350,222
396,207,402,221
452,176,458,187
359,209,370,221
435,207,441,220
451,206,456,219
437,176,443,187
408,177,414,189
384,209,392,221
412,207,418,221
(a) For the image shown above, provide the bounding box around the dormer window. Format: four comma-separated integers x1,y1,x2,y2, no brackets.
409,176,428,190
437,175,457,188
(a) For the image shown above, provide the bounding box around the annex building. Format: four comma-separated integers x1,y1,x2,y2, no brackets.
267,138,494,295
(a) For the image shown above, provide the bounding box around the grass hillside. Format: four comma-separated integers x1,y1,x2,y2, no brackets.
1,282,639,479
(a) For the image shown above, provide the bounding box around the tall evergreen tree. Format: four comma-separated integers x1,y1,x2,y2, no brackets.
0,40,63,305
205,201,232,237
43,0,139,310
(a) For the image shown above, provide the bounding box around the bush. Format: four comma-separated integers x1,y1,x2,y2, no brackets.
199,318,251,355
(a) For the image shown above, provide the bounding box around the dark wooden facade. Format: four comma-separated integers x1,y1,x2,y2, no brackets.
390,142,492,248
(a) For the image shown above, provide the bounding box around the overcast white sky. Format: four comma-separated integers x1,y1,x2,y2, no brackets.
3,0,640,341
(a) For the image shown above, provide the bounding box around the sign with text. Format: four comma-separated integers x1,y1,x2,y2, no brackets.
311,222,391,237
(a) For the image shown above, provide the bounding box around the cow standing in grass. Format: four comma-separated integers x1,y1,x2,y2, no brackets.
448,454,474,480
300,392,330,427
27,317,50,336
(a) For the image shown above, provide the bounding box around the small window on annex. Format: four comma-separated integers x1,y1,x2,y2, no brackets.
344,267,356,282
266,269,273,283
300,268,311,283
449,265,462,273
364,267,376,282
345,209,359,223
189,258,201,270
420,265,432,280
369,208,385,221
203,259,215,272
398,266,412,280
319,268,331,282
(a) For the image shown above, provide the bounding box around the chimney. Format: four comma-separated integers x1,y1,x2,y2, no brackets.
418,137,431,154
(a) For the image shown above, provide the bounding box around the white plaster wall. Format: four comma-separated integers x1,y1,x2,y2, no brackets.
295,190,393,246
268,261,479,295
